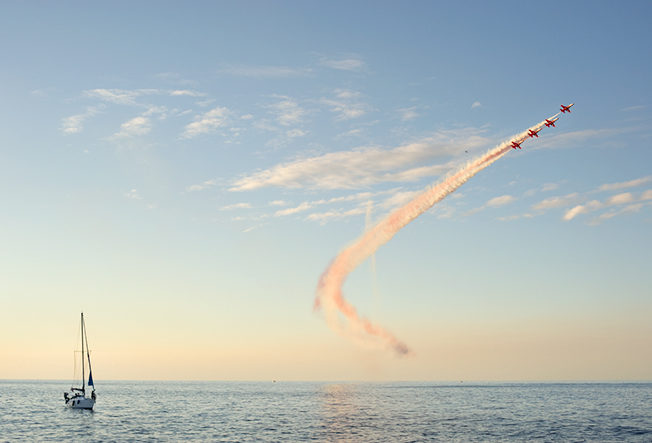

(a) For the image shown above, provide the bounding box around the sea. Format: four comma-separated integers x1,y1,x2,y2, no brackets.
0,380,650,442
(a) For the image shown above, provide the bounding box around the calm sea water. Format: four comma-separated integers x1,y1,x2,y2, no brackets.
0,380,650,441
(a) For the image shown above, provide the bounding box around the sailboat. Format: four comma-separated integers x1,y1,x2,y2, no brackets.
64,312,96,409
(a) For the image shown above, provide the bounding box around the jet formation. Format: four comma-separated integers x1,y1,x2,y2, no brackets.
560,103,575,113
510,104,573,149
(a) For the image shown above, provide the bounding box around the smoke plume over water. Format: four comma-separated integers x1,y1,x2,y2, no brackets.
315,117,555,355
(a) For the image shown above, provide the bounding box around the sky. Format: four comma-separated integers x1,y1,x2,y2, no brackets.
1,1,651,381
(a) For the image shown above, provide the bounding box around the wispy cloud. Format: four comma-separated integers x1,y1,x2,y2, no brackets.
471,101,482,109
378,190,421,210
221,202,252,210
125,189,142,200
465,194,516,217
218,64,311,78
398,106,419,121
606,192,634,205
227,190,401,225
594,203,647,223
620,105,646,112
84,88,157,105
182,106,229,138
84,88,205,105
169,89,205,97
532,193,580,211
563,191,650,222
319,57,365,71
275,202,313,217
286,129,306,138
533,128,631,150
306,206,367,223
155,72,198,87
273,191,385,218
339,128,363,138
61,105,103,134
563,200,602,221
598,176,652,191
486,195,515,208
321,89,369,120
523,182,562,197
242,224,265,233
186,179,218,192
112,116,151,138
267,96,306,127
230,130,487,191
527,175,652,223
541,182,560,192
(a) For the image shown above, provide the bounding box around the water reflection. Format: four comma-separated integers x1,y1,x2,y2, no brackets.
319,383,379,441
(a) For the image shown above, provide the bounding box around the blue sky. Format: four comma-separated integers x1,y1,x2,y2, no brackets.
1,1,651,380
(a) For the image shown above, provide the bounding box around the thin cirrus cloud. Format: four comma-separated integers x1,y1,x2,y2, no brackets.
274,202,313,217
486,195,515,208
124,189,142,200
186,179,218,192
84,88,156,105
63,88,205,135
286,129,307,138
606,192,635,205
169,90,205,97
273,191,384,219
598,176,651,191
562,192,644,222
319,57,365,71
306,206,367,223
112,116,151,138
398,106,419,121
221,202,252,211
321,89,368,120
464,194,516,217
84,88,205,105
217,64,312,78
532,128,631,150
526,175,652,223
229,130,488,192
60,105,103,134
541,183,560,192
377,190,421,210
182,106,230,138
620,105,646,112
532,193,581,211
266,96,306,127
533,176,652,214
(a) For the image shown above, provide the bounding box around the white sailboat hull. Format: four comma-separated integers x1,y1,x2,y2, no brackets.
65,313,97,410
66,395,95,409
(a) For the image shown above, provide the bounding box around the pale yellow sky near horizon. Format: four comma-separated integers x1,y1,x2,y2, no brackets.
2,306,650,382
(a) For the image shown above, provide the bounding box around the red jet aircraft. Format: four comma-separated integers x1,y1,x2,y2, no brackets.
560,103,574,113
544,117,559,127
528,128,542,138
511,141,522,149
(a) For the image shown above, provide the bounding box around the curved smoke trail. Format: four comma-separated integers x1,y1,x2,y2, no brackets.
315,117,554,355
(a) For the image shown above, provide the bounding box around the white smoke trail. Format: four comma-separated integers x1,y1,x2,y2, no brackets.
315,117,554,355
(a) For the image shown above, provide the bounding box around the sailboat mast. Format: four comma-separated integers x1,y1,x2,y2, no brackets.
81,312,85,392
83,313,94,390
